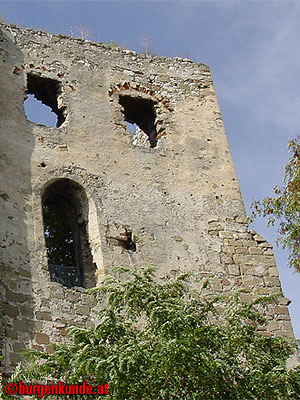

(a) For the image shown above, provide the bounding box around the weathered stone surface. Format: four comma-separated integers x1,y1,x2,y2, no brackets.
75,304,90,316
35,332,50,344
35,312,52,321
5,329,18,340
268,267,279,277
0,22,295,377
227,265,240,276
3,304,19,318
249,247,263,255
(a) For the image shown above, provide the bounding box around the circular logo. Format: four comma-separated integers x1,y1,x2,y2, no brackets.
4,382,18,394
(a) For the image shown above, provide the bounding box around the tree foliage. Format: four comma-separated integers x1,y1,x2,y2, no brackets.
43,204,76,267
252,136,300,272
6,267,300,400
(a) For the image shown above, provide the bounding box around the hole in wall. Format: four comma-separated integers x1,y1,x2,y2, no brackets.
24,73,66,127
42,178,96,289
24,94,58,127
107,227,137,252
125,121,138,133
120,229,136,251
119,95,158,148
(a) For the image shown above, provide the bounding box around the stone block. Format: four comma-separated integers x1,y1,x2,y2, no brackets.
274,306,289,315
267,320,278,331
242,276,258,286
263,256,276,267
239,293,255,303
221,245,235,254
86,320,95,329
235,247,248,254
233,254,276,267
254,287,269,295
268,267,279,277
219,231,235,239
45,345,54,354
264,276,280,287
207,222,224,231
278,297,291,306
221,278,231,286
35,332,50,344
50,286,64,300
19,305,34,319
269,287,282,295
36,311,52,321
13,319,28,331
68,292,81,303
9,352,22,366
33,321,44,330
81,295,97,307
240,265,253,275
228,265,240,276
259,242,273,248
263,248,274,255
3,304,19,317
5,328,18,339
75,304,90,316
253,266,266,276
253,233,266,242
278,330,295,338
249,247,263,255
277,320,293,331
13,342,25,353
220,253,233,264
240,240,253,247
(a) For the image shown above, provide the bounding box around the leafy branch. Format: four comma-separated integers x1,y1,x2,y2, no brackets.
251,136,300,272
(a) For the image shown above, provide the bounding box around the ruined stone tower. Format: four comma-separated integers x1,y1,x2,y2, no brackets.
0,24,295,378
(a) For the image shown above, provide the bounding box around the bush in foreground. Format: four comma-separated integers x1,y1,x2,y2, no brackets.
5,267,300,399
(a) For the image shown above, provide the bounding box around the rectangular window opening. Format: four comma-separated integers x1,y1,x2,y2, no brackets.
119,95,158,148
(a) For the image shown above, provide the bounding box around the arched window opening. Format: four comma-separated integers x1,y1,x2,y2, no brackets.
119,95,158,148
24,73,66,127
42,179,96,289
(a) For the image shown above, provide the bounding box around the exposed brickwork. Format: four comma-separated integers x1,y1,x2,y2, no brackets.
0,23,296,378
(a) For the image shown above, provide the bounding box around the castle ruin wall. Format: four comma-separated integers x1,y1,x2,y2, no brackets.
0,24,295,377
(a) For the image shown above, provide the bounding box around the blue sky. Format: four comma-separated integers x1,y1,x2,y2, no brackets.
1,0,299,338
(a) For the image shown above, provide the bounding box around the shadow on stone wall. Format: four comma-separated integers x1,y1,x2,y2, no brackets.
0,26,35,378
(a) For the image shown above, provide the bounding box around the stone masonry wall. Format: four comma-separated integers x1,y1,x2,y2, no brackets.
0,23,296,377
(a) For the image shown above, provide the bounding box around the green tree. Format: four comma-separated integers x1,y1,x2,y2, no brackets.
5,267,300,400
251,136,300,272
43,204,76,267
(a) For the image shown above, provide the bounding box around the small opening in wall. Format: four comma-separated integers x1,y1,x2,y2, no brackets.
24,95,57,127
24,73,66,127
121,229,136,252
107,228,137,252
119,95,158,148
125,121,138,133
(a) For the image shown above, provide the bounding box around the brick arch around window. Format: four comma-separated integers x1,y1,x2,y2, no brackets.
109,82,173,149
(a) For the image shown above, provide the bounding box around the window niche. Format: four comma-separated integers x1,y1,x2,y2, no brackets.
24,73,66,127
42,179,96,289
119,95,158,148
